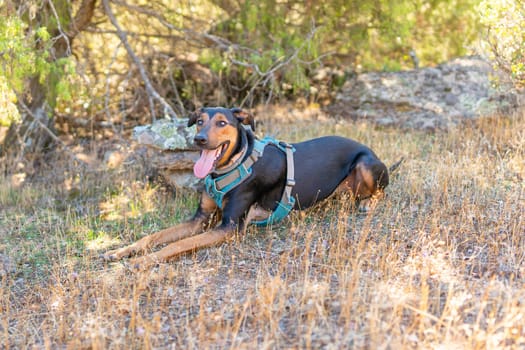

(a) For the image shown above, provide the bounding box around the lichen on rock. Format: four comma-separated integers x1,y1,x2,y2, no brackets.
132,118,196,151
132,118,200,190
328,56,523,130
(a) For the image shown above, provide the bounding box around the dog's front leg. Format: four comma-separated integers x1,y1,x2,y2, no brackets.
128,224,235,269
102,193,218,261
129,190,256,269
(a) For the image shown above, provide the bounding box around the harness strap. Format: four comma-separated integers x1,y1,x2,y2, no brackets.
205,136,296,226
283,143,295,206
252,141,296,226
207,136,272,201
214,153,258,190
213,129,250,176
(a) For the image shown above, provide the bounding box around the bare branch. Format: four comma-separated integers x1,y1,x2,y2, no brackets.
18,100,89,165
112,0,258,55
104,0,327,108
101,0,182,121
238,23,322,106
85,28,185,40
46,0,72,55
104,41,123,134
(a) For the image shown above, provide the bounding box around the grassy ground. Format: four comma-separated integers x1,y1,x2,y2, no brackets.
1,108,524,349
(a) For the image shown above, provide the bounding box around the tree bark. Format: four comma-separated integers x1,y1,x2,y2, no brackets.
1,0,97,169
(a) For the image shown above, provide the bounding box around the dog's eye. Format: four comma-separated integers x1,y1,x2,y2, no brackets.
196,119,204,126
217,120,227,127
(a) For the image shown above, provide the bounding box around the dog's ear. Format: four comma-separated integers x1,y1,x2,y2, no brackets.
187,110,200,127
231,108,255,131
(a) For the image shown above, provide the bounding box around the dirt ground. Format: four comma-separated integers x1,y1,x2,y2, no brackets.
1,107,524,349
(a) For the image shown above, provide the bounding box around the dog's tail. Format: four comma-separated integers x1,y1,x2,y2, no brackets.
389,157,404,174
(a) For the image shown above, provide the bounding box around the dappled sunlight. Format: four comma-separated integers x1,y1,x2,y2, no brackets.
98,182,158,221
1,110,524,348
0,176,44,210
401,242,459,285
85,232,122,251
2,0,525,345
99,192,132,221
508,153,525,180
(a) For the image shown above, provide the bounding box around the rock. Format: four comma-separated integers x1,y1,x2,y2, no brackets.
152,151,202,190
132,57,524,189
327,56,524,130
133,118,201,190
132,118,195,150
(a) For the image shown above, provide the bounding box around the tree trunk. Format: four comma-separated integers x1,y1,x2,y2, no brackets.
3,79,53,162
1,0,97,171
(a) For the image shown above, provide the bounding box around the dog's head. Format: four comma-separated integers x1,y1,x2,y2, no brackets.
188,107,254,178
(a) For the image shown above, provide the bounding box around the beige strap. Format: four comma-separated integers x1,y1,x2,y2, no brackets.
214,141,295,208
282,143,295,206
215,153,259,190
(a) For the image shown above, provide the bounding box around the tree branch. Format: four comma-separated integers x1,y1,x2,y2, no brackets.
238,23,322,106
47,0,73,56
112,0,258,55
18,100,89,166
101,0,182,122
68,0,98,38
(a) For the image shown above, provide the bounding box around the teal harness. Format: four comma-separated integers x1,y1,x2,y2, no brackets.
204,136,296,226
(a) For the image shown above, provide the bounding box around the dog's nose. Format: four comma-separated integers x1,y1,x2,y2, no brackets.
194,134,208,146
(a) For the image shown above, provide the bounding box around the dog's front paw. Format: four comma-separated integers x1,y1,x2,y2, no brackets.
100,251,119,261
100,247,132,262
127,255,158,271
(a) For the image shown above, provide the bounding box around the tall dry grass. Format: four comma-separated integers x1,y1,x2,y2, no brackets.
0,109,524,349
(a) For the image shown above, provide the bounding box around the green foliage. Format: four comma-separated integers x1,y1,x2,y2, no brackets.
0,17,34,91
0,15,75,126
319,0,480,70
201,0,482,100
208,0,323,94
48,58,77,106
0,77,19,127
0,0,509,131
0,17,32,125
478,0,525,86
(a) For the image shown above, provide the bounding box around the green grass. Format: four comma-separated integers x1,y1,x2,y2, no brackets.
0,108,524,349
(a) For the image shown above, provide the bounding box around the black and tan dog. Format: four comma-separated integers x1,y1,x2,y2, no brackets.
103,107,390,268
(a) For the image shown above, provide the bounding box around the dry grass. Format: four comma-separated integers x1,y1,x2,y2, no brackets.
1,109,524,349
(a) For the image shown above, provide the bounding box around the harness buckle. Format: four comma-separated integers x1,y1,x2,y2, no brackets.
279,141,295,152
237,162,251,179
205,136,296,226
205,177,226,208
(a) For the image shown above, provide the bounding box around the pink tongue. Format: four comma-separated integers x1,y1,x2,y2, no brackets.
194,148,220,178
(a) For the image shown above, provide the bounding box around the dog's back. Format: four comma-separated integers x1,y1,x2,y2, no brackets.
249,136,388,210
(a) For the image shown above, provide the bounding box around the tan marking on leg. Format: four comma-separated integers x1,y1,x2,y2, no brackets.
200,191,219,212
103,193,219,261
356,164,376,198
102,219,207,261
334,169,357,197
243,204,272,231
129,227,234,269
334,162,385,211
354,163,384,212
334,163,375,198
